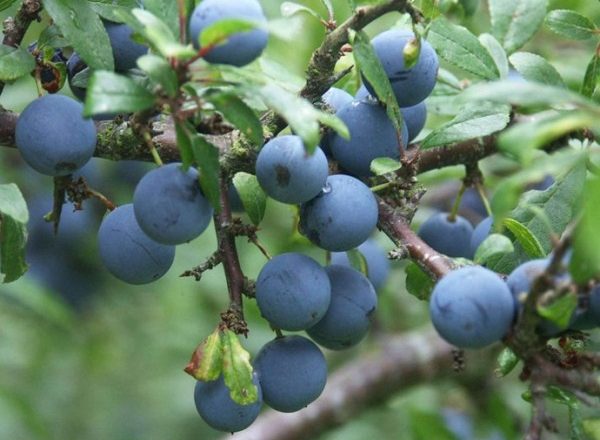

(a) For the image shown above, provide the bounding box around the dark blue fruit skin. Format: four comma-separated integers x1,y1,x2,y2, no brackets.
430,266,514,348
256,135,329,204
330,99,409,177
570,286,600,330
402,101,427,143
507,259,549,311
256,253,331,331
16,95,97,176
228,184,245,212
189,0,268,67
254,335,327,412
194,374,262,432
98,204,175,284
459,187,488,221
66,52,87,102
330,239,390,290
133,163,214,245
353,86,426,143
417,212,474,259
321,87,354,156
470,216,493,257
299,174,378,252
364,29,439,107
307,265,377,350
104,21,148,72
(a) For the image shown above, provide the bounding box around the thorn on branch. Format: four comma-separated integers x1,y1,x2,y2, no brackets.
180,251,223,281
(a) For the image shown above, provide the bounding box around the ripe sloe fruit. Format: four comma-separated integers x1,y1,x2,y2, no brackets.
133,163,213,245
307,265,377,350
66,52,87,102
418,212,474,259
98,204,175,284
330,239,390,290
507,258,549,310
299,174,378,252
256,135,329,204
330,99,408,177
364,30,439,107
470,216,493,256
104,21,147,72
256,253,331,331
16,95,96,176
189,0,268,67
254,335,327,412
321,87,354,156
353,87,427,143
194,374,262,432
429,266,514,348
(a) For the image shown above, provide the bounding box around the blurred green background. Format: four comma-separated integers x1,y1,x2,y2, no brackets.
1,1,599,439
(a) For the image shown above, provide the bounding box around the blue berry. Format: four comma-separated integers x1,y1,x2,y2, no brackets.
104,21,147,72
299,174,378,251
16,95,96,176
256,253,331,331
189,0,268,67
194,374,262,432
418,212,474,259
470,216,493,256
133,163,213,245
98,204,175,284
256,135,329,204
330,238,390,290
307,265,377,350
254,335,327,412
429,266,514,348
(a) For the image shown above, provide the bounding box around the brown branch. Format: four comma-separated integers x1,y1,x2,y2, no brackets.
214,172,247,335
1,0,43,95
377,198,454,279
228,328,454,440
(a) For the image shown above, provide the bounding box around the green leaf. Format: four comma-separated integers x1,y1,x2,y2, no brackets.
459,0,479,16
174,121,195,168
186,329,223,381
136,54,178,97
119,8,195,59
537,291,578,329
479,33,509,79
508,52,565,87
495,347,519,377
88,0,138,23
503,218,545,258
221,330,259,405
474,233,514,266
421,102,510,148
0,184,28,283
204,91,263,146
545,9,597,41
280,2,322,21
570,177,600,282
0,0,18,13
498,110,595,163
350,30,404,141
582,52,600,98
252,83,348,153
488,0,548,54
460,80,594,108
405,262,435,301
409,408,457,440
232,172,266,226
370,157,402,176
0,45,35,81
142,0,179,34
583,419,600,440
191,136,221,212
200,18,259,48
37,24,69,49
84,70,155,116
428,18,500,79
346,249,368,277
489,160,587,273
44,0,114,71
